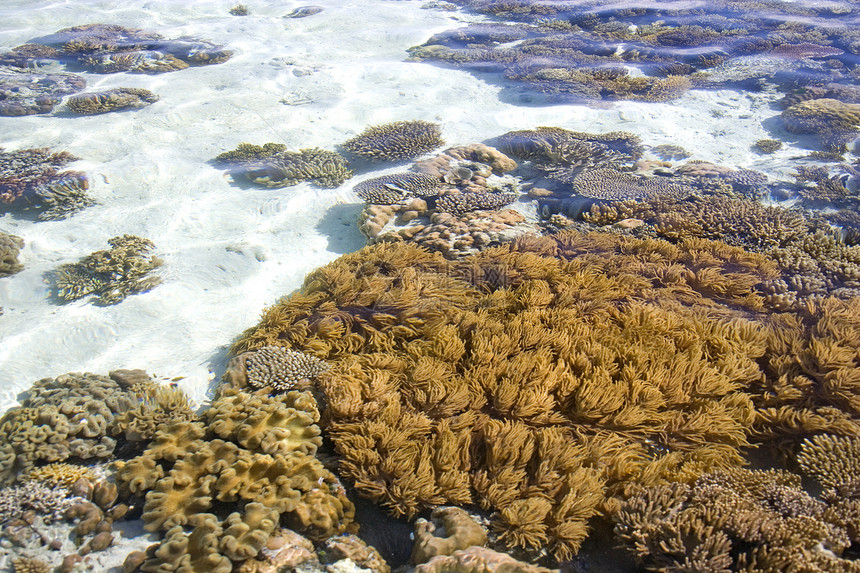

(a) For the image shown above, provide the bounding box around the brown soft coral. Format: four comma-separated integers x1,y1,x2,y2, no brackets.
0,231,24,276
233,233,783,559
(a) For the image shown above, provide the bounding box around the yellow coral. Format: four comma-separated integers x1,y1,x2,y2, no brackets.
24,462,97,488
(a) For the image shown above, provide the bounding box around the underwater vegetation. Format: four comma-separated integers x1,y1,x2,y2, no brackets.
0,146,92,220
0,23,231,115
409,0,860,105
231,229,860,562
51,235,163,305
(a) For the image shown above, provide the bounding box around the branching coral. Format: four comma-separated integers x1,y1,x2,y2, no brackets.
64,87,159,114
0,146,87,208
240,148,353,188
343,120,445,161
224,346,331,392
214,143,288,167
52,235,163,305
615,467,858,573
782,98,860,151
232,232,789,559
0,67,87,116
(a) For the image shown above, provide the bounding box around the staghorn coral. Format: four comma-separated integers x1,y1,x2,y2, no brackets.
781,98,860,151
0,480,79,523
753,138,783,154
232,233,785,559
226,345,331,392
0,66,87,116
793,165,860,208
52,235,163,305
343,120,444,161
614,464,860,573
0,231,24,276
241,148,353,188
64,87,159,114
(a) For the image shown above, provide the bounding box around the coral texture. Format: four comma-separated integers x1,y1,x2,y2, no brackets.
0,231,24,276
0,146,87,210
233,233,788,559
343,120,444,161
52,235,163,305
241,148,353,188
65,87,159,114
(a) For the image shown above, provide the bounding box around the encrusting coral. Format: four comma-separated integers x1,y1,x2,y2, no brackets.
343,120,444,161
64,87,159,114
233,232,793,560
52,235,163,305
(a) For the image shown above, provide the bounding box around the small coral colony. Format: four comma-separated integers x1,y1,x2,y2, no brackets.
3,0,860,571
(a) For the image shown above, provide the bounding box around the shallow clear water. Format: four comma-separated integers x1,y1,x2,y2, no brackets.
2,0,817,410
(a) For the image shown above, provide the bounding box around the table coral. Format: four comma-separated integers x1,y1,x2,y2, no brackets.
52,235,163,305
353,172,443,204
64,87,159,114
241,147,353,188
232,233,787,559
0,231,24,276
343,120,444,161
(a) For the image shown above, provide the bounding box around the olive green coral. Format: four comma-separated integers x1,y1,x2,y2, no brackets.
343,120,444,161
52,234,162,305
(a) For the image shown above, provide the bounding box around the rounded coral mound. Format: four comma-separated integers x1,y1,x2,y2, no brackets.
343,120,444,161
65,87,159,114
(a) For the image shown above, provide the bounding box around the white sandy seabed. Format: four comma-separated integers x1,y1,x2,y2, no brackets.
0,0,800,414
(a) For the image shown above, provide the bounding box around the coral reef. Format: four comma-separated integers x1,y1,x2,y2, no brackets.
343,120,444,161
284,6,324,18
0,146,88,213
0,481,80,523
615,467,860,572
224,346,331,392
240,148,353,188
353,172,443,204
414,546,558,573
214,142,288,166
111,384,197,443
230,4,250,16
319,534,390,572
0,66,86,116
64,87,159,114
24,463,97,488
52,235,163,305
781,98,860,150
0,231,24,276
114,388,355,571
411,507,487,564
233,233,790,559
753,138,783,154
0,370,158,483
